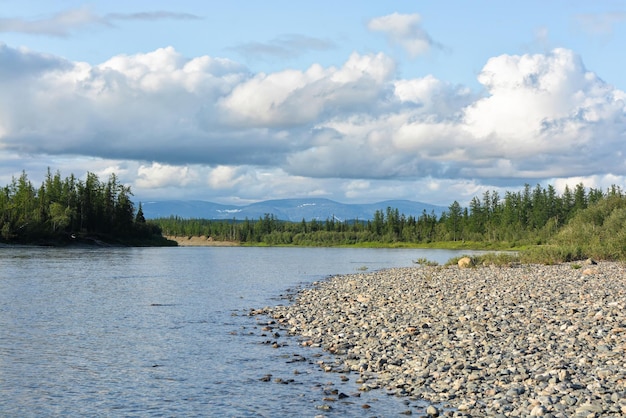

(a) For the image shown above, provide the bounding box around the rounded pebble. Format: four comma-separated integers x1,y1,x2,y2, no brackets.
258,262,626,417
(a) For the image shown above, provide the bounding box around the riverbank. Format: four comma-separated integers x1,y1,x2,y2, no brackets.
164,235,240,246
161,235,522,251
1,234,177,248
257,262,626,417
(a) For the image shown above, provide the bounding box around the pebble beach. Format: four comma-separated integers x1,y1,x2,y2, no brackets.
257,261,626,417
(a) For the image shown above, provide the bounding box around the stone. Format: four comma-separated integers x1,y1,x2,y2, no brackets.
575,402,604,414
426,405,440,416
259,262,626,418
530,405,546,416
457,257,474,268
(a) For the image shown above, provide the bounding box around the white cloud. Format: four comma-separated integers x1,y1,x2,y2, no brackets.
551,174,626,194
218,52,395,126
367,13,442,57
136,163,196,188
207,165,244,189
0,7,201,37
1,43,625,205
0,44,255,163
462,48,626,167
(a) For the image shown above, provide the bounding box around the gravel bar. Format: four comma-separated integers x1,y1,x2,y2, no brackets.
258,262,626,417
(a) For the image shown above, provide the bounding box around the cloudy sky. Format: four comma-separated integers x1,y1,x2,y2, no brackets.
1,1,625,206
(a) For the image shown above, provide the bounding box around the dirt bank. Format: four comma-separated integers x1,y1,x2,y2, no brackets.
164,235,240,246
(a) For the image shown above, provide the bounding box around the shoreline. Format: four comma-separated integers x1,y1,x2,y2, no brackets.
164,235,240,246
256,262,626,417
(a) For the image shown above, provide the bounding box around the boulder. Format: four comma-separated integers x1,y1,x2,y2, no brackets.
458,257,474,268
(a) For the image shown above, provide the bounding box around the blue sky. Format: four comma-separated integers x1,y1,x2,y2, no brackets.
1,1,626,206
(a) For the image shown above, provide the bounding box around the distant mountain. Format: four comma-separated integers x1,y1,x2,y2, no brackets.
140,198,445,221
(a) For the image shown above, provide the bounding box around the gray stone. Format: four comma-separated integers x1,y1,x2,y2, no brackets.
258,261,626,417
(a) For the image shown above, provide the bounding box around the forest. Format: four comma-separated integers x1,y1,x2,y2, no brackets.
3,169,626,261
155,182,626,261
0,169,173,246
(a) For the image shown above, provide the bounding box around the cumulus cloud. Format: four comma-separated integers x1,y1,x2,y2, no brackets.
207,165,246,189
367,13,443,57
0,42,71,79
463,48,626,168
0,7,201,37
1,43,625,204
136,163,197,188
0,45,262,165
219,52,396,126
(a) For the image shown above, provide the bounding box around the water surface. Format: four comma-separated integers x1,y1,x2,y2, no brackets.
0,246,478,417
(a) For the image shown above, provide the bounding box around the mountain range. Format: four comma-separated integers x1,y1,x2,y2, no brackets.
140,198,446,222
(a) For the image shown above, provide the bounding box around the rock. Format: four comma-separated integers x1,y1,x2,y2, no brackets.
457,257,474,268
356,294,370,303
530,405,546,416
575,402,604,414
259,262,626,418
426,405,440,416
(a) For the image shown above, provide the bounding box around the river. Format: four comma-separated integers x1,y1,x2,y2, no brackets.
0,246,481,417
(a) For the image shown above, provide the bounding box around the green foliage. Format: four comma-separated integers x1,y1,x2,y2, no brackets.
519,245,585,264
413,257,439,266
2,169,621,258
0,169,165,245
445,255,475,266
151,183,626,261
444,252,521,267
546,194,626,260
474,252,521,266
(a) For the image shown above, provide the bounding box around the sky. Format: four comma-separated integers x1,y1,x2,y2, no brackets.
1,1,626,206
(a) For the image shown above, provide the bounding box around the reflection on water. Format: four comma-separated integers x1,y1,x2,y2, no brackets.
0,246,480,417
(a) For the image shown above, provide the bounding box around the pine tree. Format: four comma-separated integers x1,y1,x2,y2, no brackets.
135,202,146,223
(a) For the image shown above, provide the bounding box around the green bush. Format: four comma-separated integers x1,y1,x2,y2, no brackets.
545,195,626,261
414,257,439,266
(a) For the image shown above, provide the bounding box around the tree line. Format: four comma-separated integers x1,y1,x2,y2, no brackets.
0,169,167,245
6,168,624,257
155,182,624,247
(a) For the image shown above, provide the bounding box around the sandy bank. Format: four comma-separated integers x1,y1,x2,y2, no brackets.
164,235,240,246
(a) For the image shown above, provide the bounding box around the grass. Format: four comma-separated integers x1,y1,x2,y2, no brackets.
413,257,439,266
284,240,528,251
445,252,521,267
180,235,618,266
519,245,585,265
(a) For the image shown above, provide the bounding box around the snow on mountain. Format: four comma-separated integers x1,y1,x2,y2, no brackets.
140,198,445,221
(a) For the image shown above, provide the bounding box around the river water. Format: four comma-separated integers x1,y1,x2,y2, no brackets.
0,246,480,417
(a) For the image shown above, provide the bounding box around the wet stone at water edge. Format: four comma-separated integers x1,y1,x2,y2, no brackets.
254,262,626,417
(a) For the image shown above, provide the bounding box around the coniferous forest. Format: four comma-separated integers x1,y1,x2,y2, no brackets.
155,182,626,261
0,169,173,246
3,169,626,261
